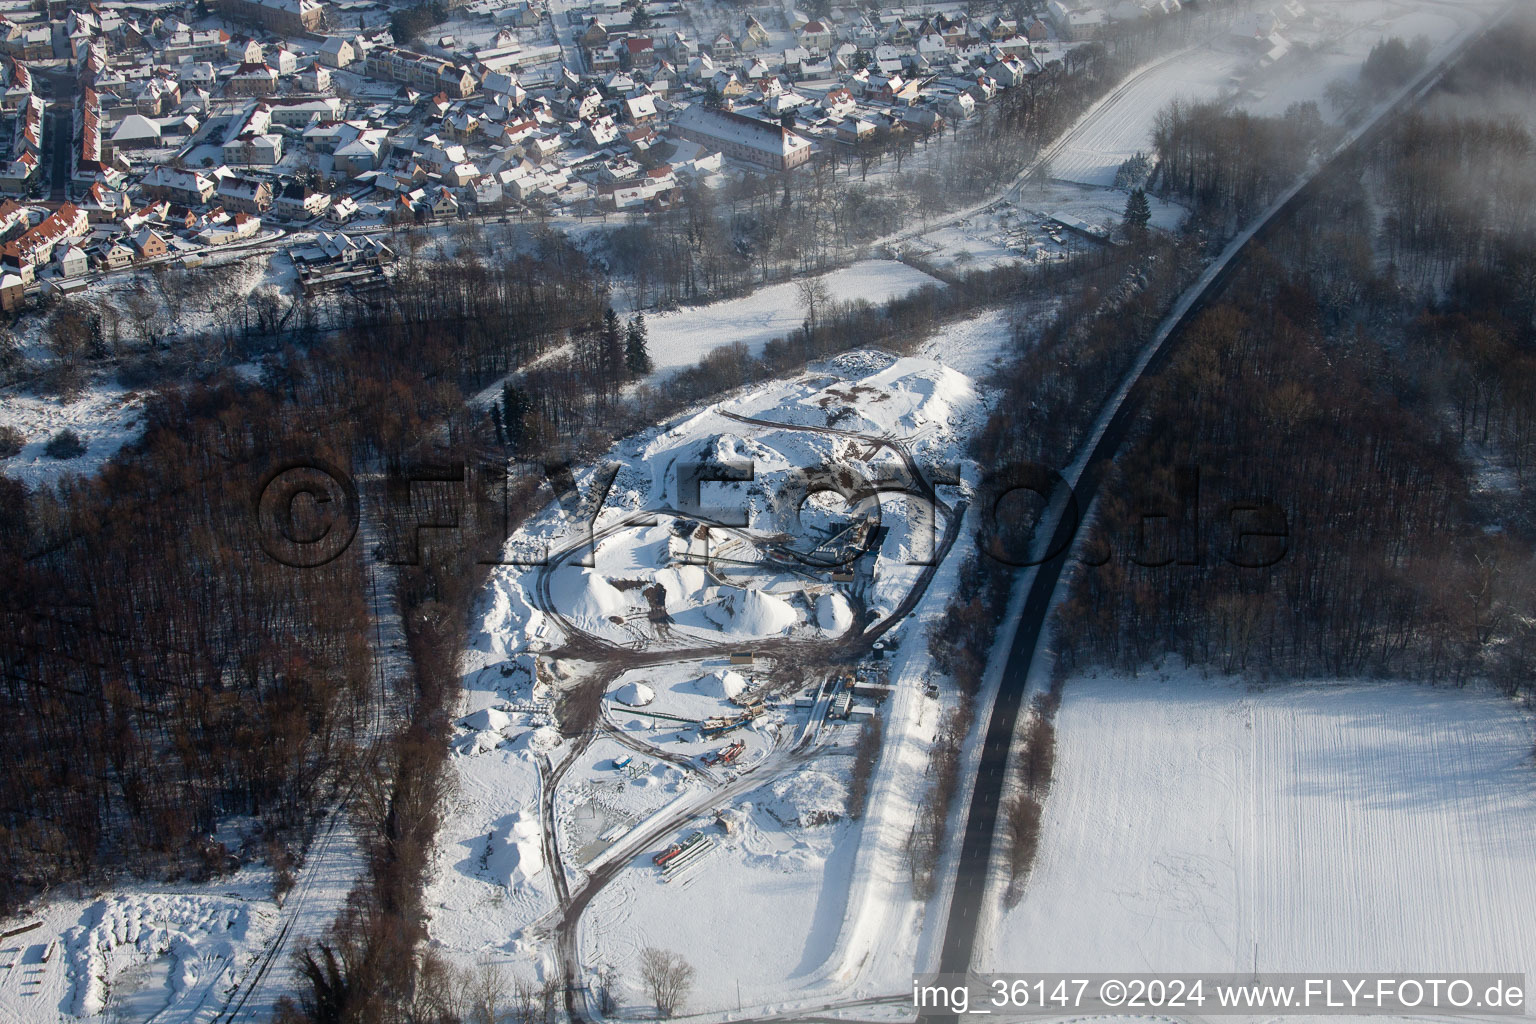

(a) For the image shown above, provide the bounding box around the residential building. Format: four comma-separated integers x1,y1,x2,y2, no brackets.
130,227,169,259
333,127,388,176
669,105,813,171
0,272,23,310
325,195,359,223
273,182,330,219
55,244,88,277
266,96,344,127
219,0,326,35
228,63,279,97
3,59,31,111
141,166,218,205
298,62,331,92
0,94,42,191
100,241,134,268
227,37,264,64
198,212,261,245
216,176,272,213
364,46,477,98
158,28,230,63
222,104,283,165
1,203,89,268
317,36,355,68
79,182,130,221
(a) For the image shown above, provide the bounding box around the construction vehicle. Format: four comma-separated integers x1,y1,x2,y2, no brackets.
702,739,745,766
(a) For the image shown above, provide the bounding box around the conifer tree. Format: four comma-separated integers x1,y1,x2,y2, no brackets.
625,313,653,377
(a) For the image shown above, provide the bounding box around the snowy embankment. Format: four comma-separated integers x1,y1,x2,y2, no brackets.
986,675,1536,977
643,260,943,377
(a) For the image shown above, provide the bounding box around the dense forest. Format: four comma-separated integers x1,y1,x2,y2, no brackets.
0,234,610,912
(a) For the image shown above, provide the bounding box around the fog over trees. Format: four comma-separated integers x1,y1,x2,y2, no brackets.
1058,15,1536,694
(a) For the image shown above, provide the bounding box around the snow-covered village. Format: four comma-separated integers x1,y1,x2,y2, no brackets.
3,0,1536,1020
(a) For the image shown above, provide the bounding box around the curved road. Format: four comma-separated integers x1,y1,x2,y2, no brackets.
521,412,965,1019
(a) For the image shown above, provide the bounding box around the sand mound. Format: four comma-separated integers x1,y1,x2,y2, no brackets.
703,587,798,637
460,707,512,733
695,669,748,701
526,725,562,753
654,565,709,613
547,567,628,632
613,681,655,707
815,592,854,633
486,810,543,887
764,770,848,827
460,730,502,755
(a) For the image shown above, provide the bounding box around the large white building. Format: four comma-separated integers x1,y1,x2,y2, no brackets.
219,0,326,35
669,105,813,171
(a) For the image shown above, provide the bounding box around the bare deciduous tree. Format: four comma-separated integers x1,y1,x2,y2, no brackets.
637,947,695,1018
795,276,832,334
465,962,510,1024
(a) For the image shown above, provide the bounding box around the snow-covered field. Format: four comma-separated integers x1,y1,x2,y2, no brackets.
0,383,148,489
1049,0,1499,188
1051,48,1241,188
644,261,943,377
987,675,1536,977
578,786,862,1014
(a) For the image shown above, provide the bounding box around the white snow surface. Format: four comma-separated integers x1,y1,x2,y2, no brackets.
1051,48,1241,188
0,884,277,1024
643,260,942,377
438,312,1016,1000
578,810,859,1013
765,769,850,828
1049,0,1498,188
987,675,1536,977
0,383,149,489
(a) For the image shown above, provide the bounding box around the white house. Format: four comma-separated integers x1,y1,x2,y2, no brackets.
198,212,261,246
298,63,331,92
945,90,976,119
317,36,356,68
325,195,360,224
55,244,88,278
